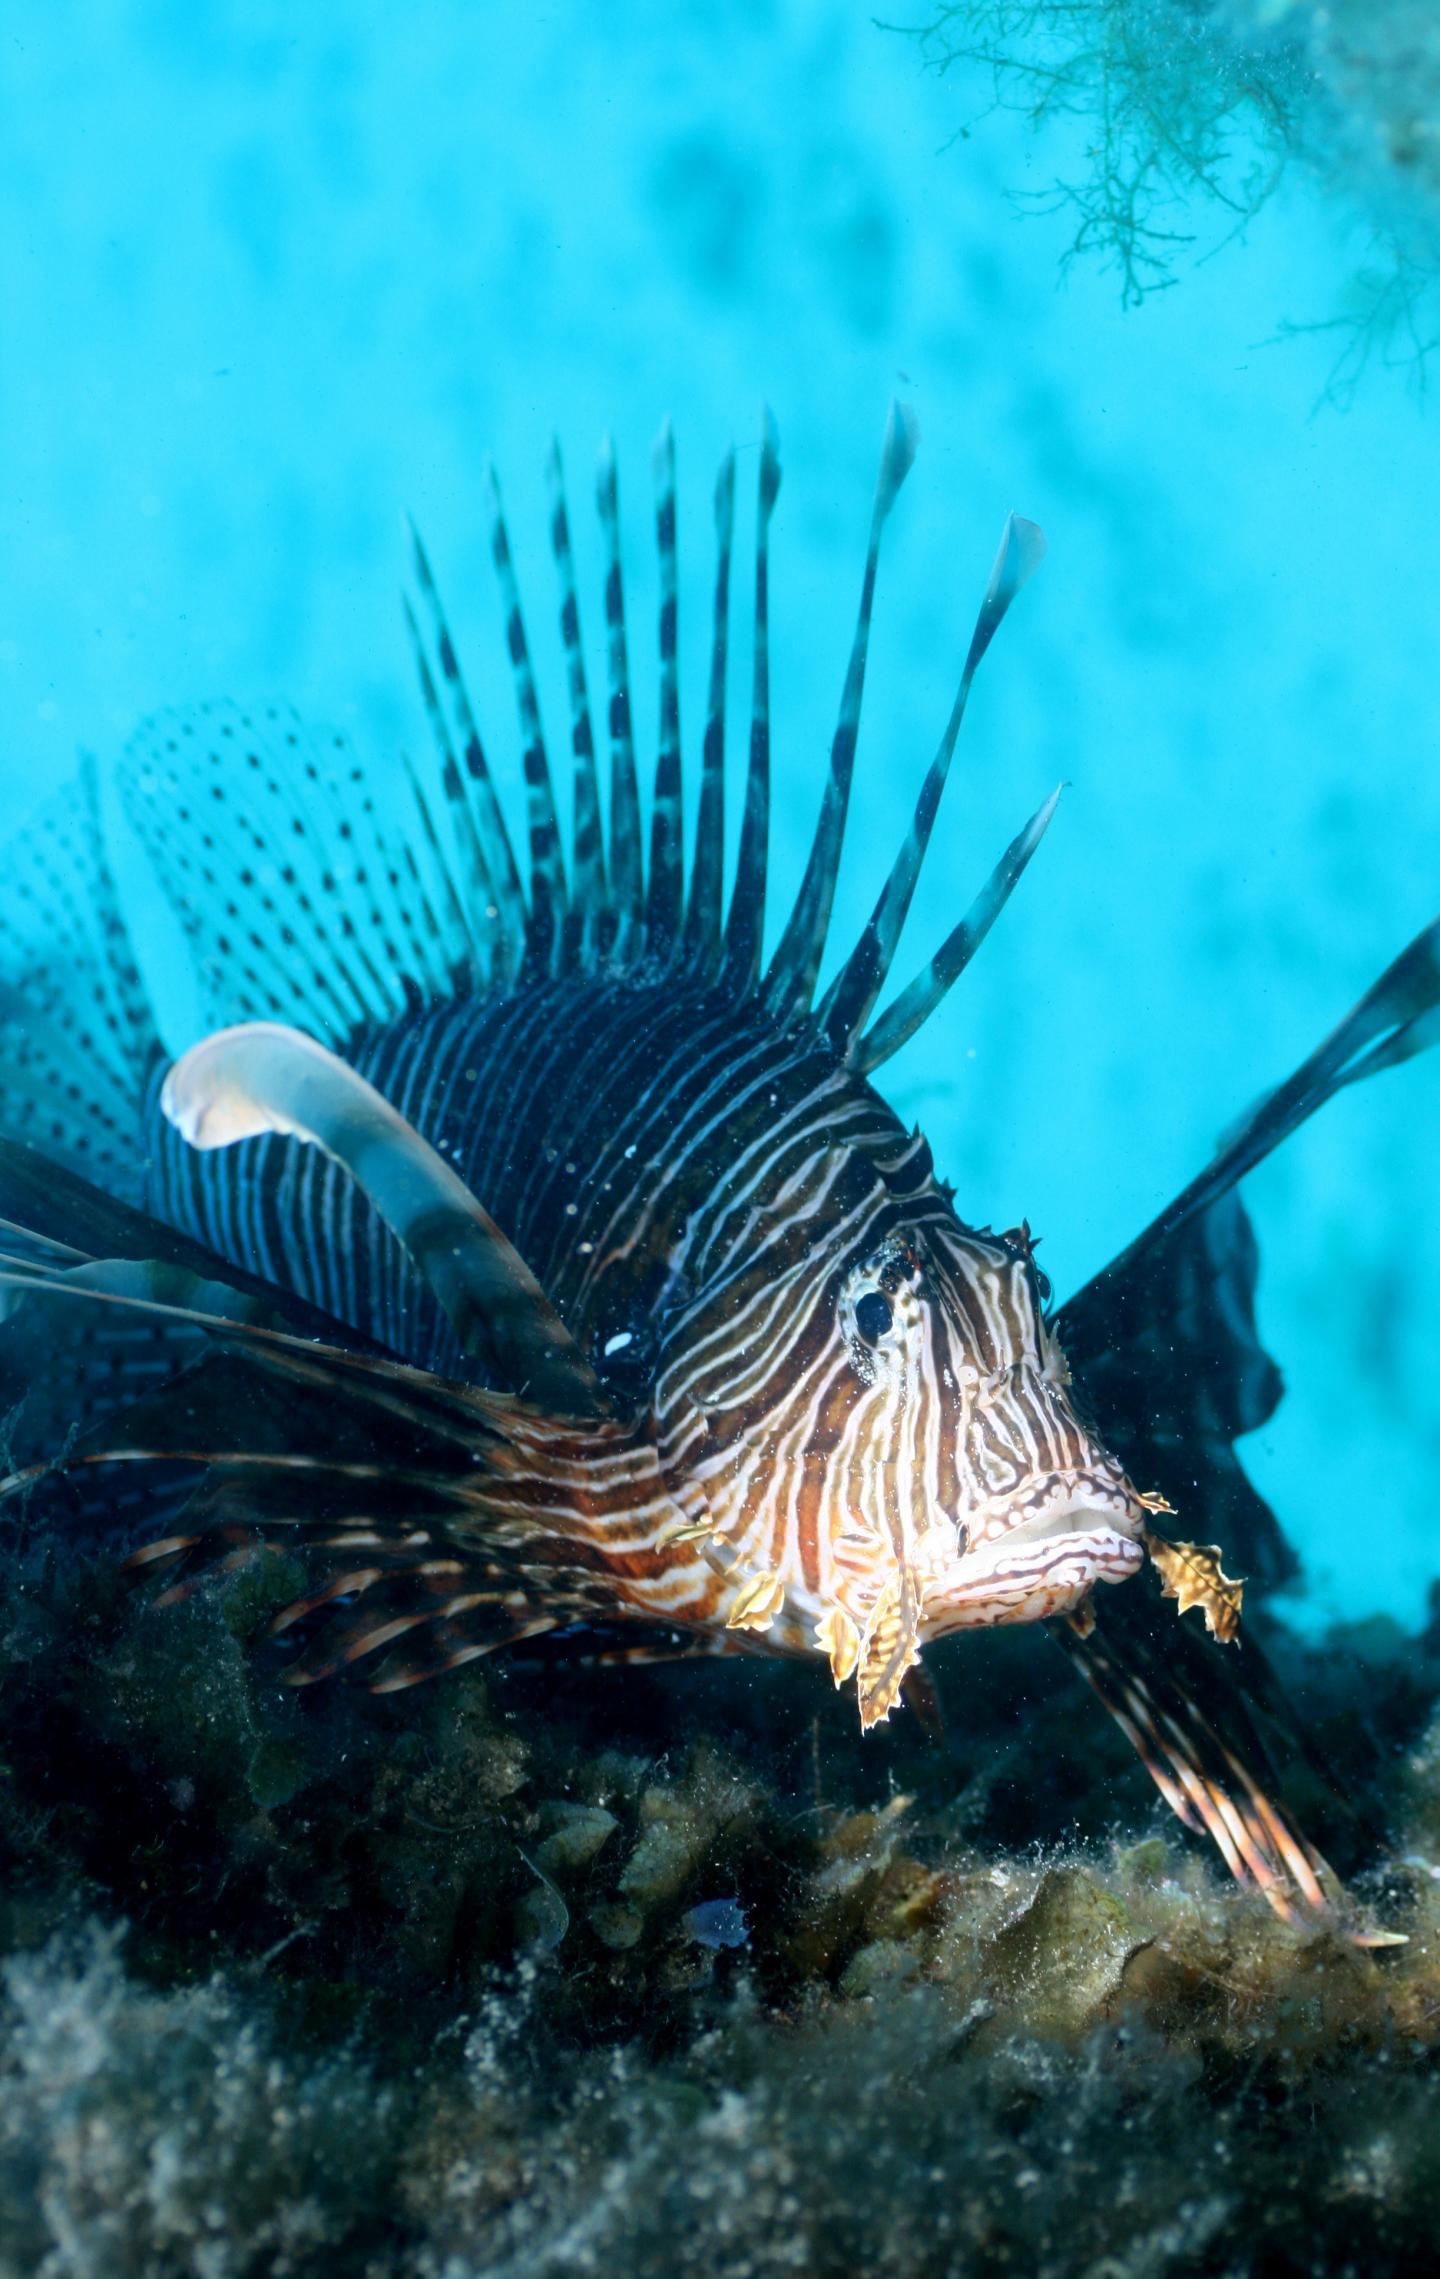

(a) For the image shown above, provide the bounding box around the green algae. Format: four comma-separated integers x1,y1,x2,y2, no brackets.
908,1,1440,396
4,1541,1440,2275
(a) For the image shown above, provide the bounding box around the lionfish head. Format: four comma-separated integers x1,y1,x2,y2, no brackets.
654,1077,1146,1722
832,1208,1146,1641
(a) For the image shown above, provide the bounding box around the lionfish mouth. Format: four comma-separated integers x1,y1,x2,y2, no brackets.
921,1492,1145,1636
985,1495,1142,1555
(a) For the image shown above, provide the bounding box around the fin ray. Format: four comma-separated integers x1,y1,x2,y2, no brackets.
646,422,684,959
483,461,568,968
407,522,528,958
1053,1593,1338,1926
855,786,1061,1073
720,411,781,991
764,401,919,1018
683,446,736,968
1068,913,1440,1318
819,514,1045,1046
596,439,644,960
0,762,158,1200
546,439,608,967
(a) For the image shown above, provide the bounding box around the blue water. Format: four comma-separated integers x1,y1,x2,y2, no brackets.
2,3,1436,1625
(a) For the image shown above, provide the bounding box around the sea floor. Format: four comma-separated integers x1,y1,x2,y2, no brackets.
4,1542,1440,2277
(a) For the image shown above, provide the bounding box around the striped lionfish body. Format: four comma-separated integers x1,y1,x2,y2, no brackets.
158,975,1142,1729
2,406,1436,1929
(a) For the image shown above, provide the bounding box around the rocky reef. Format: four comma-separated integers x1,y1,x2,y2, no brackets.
4,1533,1440,2276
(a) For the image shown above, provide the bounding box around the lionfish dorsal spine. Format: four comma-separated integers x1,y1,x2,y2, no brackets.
595,435,645,962
394,745,489,997
762,398,919,1021
719,407,780,993
646,420,684,960
682,444,736,969
481,457,569,973
399,603,501,988
545,436,608,969
854,784,1061,1074
818,512,1047,1050
406,518,528,968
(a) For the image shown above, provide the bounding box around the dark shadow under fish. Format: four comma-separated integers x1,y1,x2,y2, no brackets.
0,406,1435,1937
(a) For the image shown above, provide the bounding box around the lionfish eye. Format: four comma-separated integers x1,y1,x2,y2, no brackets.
852,1289,894,1346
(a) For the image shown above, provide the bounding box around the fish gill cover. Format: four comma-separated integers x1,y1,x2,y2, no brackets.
2,7,1440,2278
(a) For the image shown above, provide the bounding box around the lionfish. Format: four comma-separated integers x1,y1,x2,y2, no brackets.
1,406,1435,1931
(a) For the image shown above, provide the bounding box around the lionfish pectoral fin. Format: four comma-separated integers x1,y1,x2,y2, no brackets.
25,1321,651,1695
162,1021,606,1417
0,1146,403,1531
1057,911,1440,1592
1052,1598,1370,1934
0,767,159,1205
1080,909,1440,1300
1057,1188,1293,1588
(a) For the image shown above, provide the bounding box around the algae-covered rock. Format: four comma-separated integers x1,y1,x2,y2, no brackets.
0,1926,403,2279
5,1546,1440,2273
985,1865,1140,2031
532,1802,619,1875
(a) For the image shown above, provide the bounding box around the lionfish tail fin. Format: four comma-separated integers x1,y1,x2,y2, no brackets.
820,512,1046,1050
0,761,160,1205
720,406,781,990
764,399,920,1019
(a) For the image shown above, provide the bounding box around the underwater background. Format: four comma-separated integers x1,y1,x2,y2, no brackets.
4,5,1440,2275
6,0,1440,1629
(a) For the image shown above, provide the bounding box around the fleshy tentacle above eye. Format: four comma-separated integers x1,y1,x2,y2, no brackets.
162,1021,605,1418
